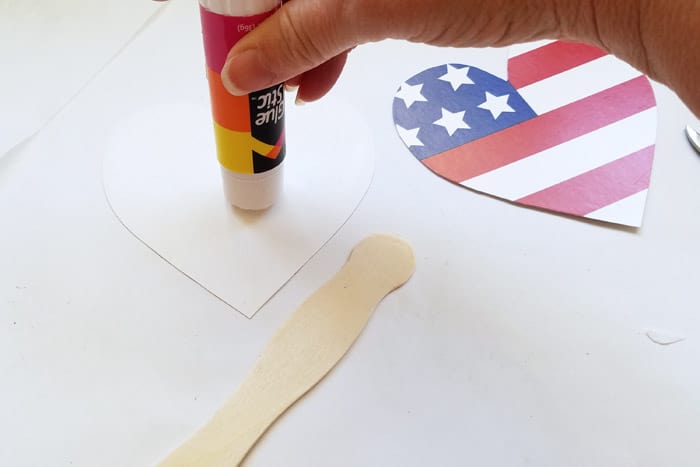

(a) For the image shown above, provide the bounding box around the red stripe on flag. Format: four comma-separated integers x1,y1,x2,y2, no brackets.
508,41,608,89
516,146,654,215
423,76,655,183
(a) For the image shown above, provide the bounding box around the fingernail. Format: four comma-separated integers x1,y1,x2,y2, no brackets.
295,95,306,106
284,83,298,93
286,76,301,89
222,49,278,96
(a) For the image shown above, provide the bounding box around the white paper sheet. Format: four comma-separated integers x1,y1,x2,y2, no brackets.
0,0,163,157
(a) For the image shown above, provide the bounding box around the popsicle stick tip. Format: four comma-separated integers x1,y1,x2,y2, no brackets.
349,234,416,285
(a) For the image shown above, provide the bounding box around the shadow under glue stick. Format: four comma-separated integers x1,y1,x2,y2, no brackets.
199,0,285,210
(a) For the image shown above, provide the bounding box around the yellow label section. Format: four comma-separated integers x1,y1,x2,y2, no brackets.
213,123,276,174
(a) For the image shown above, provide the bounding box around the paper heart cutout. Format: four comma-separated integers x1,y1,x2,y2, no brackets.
103,93,374,318
393,40,657,227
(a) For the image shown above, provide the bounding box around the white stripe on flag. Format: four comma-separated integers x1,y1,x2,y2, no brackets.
517,55,643,115
507,40,554,58
585,190,649,227
462,108,657,200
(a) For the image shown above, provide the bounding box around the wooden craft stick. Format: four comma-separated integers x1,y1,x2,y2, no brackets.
159,234,415,466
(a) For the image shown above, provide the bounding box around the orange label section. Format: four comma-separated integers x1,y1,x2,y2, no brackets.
207,67,251,132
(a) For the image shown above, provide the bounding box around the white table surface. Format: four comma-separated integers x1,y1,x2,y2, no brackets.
2,1,700,466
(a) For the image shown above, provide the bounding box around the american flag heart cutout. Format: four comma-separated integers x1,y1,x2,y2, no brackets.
393,40,657,227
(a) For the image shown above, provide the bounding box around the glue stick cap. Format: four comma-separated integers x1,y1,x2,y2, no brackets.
220,163,283,211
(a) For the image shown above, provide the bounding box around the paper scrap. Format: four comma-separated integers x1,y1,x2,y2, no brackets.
646,330,686,346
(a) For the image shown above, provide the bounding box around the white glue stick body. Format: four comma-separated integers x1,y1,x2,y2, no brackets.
199,0,285,210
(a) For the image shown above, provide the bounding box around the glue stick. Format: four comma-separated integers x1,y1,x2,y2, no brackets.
199,0,285,210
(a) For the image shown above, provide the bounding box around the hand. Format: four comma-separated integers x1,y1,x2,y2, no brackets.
222,0,567,102
220,0,700,115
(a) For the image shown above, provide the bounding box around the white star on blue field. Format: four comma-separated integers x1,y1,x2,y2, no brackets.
393,64,537,160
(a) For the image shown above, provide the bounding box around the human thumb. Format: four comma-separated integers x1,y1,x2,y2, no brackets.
221,0,353,96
